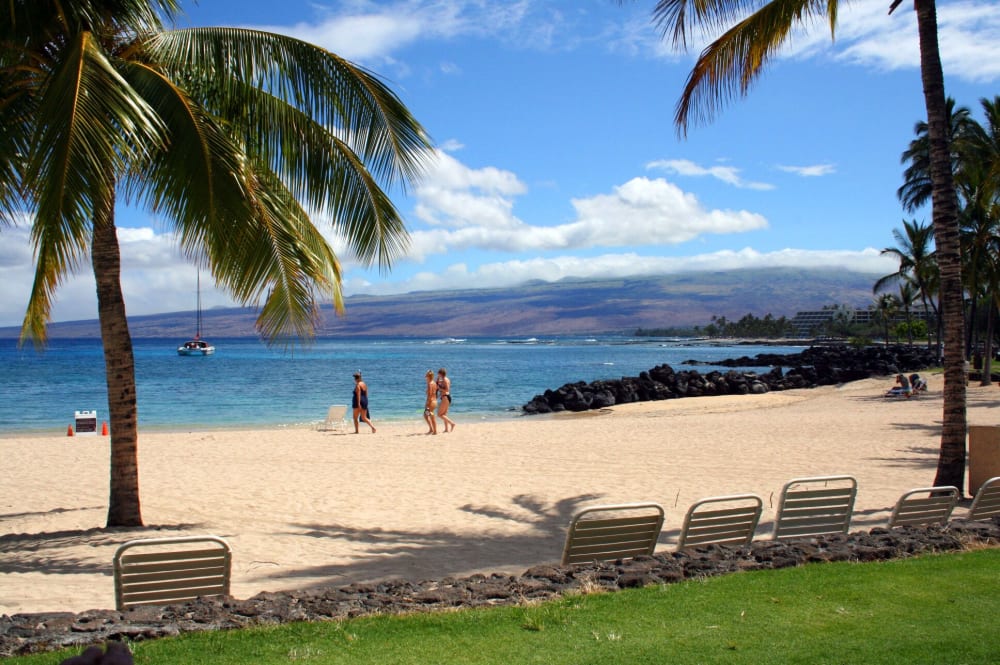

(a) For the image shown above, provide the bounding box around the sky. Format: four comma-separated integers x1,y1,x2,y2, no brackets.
3,0,1000,327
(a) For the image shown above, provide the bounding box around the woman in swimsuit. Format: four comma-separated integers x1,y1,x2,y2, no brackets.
352,372,376,433
424,370,438,435
436,368,456,433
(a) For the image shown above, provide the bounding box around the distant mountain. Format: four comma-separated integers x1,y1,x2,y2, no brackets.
0,267,881,338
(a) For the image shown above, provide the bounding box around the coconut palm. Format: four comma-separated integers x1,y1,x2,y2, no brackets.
874,293,901,346
646,0,967,490
874,219,939,348
0,0,432,526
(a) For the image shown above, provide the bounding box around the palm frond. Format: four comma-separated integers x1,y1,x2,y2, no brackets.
143,27,433,189
656,0,839,134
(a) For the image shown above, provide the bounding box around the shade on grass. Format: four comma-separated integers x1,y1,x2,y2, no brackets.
6,549,998,665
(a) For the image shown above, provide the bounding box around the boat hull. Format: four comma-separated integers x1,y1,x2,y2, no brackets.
177,341,215,356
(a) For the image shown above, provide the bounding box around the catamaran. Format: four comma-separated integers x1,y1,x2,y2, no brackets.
177,272,215,356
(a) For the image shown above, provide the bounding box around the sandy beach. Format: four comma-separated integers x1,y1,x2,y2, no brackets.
3,373,999,616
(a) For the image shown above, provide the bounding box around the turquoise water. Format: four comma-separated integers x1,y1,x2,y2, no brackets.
0,336,805,434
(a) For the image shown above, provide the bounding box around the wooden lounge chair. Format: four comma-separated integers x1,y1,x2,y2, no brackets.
887,486,960,528
772,475,857,540
561,503,665,565
114,536,232,610
677,494,763,549
967,476,1000,520
316,404,348,432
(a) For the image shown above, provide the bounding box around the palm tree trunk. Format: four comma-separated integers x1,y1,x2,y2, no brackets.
92,189,143,527
916,0,967,491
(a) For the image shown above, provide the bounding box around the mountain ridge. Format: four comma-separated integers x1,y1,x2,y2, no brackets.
0,267,881,338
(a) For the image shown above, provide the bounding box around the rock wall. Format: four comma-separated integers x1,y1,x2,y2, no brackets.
522,344,939,414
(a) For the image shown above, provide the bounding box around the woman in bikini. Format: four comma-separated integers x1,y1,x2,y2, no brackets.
423,370,438,434
352,372,375,433
436,368,456,432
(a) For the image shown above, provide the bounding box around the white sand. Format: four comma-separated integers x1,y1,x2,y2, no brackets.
2,373,995,615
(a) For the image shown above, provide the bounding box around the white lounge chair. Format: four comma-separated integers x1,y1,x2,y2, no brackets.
114,536,231,610
773,475,857,540
967,476,1000,520
561,503,664,565
677,494,763,549
888,486,960,527
316,404,348,432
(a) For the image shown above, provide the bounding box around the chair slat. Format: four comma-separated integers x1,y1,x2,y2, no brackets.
114,536,231,610
773,476,857,540
678,494,763,549
561,503,664,565
968,477,1000,520
888,487,959,527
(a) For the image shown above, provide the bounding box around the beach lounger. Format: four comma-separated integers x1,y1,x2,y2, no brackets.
887,486,960,527
561,503,664,565
677,494,763,549
772,475,857,540
316,404,348,432
967,476,1000,520
113,536,231,610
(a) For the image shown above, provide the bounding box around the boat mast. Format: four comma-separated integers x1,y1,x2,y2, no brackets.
196,271,203,339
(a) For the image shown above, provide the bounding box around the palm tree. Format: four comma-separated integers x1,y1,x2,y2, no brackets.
874,293,901,346
1,0,432,526
873,219,939,349
647,0,967,491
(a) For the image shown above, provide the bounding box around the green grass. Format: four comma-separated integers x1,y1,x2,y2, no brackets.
7,549,999,665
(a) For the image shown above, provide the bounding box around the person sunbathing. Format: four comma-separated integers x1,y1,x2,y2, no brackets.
885,374,912,398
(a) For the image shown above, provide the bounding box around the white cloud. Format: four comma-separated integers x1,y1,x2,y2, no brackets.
780,1,1000,82
402,153,770,262
776,163,837,177
647,158,775,190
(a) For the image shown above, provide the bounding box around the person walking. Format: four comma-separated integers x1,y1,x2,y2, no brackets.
436,368,456,432
423,370,438,435
352,372,376,433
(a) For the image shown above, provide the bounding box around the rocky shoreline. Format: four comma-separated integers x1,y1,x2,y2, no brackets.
522,344,939,414
2,519,997,657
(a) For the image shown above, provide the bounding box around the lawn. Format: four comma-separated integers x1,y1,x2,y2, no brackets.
5,548,998,665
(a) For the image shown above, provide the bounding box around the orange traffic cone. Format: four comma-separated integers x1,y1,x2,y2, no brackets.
101,421,109,436
67,425,74,437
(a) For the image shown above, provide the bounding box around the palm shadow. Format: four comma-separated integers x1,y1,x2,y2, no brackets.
276,493,605,588
0,523,205,575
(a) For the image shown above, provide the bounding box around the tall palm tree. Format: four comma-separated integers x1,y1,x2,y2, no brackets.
0,0,432,526
874,293,901,346
647,0,967,491
874,219,939,348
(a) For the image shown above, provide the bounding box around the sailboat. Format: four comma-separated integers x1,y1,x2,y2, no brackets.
177,271,215,356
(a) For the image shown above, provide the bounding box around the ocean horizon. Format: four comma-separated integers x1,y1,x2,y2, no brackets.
0,336,806,435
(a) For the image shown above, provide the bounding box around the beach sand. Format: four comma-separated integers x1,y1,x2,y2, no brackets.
3,373,999,616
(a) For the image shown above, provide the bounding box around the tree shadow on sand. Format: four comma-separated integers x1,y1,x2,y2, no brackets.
275,493,610,588
0,523,205,575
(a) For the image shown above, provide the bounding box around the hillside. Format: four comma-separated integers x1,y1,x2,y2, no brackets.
0,267,881,338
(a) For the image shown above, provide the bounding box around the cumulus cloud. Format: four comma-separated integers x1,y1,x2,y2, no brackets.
647,158,774,190
401,151,770,262
776,163,837,177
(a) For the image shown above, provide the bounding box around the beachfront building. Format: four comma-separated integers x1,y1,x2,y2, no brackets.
790,306,936,338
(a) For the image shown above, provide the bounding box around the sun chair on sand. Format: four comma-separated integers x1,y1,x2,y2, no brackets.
967,476,1000,520
316,404,348,432
772,475,858,540
887,486,960,527
677,494,763,550
114,536,231,610
561,503,665,565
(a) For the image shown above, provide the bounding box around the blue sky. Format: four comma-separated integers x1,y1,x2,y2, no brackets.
3,0,1000,326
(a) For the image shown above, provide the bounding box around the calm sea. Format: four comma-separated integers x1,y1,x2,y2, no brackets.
0,336,805,434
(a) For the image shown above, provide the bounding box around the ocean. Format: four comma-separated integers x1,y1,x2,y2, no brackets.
0,336,806,434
